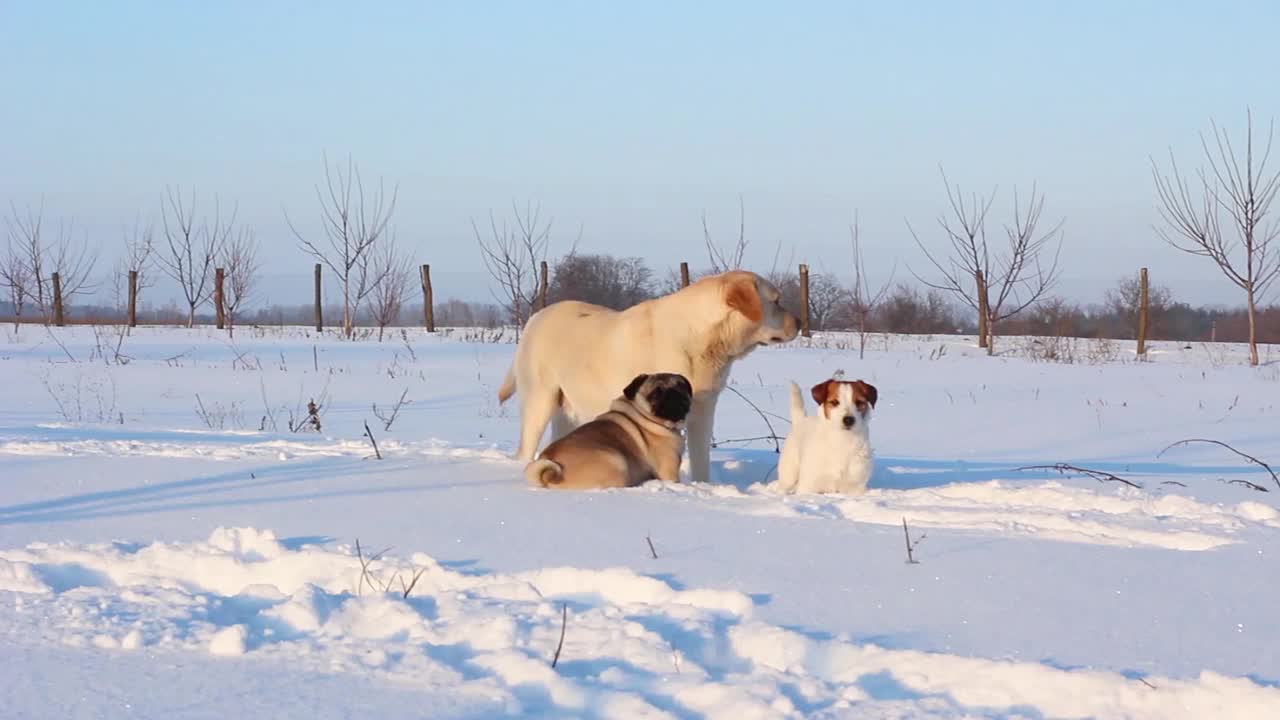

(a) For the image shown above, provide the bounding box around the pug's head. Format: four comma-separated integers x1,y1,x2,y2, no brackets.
622,373,693,426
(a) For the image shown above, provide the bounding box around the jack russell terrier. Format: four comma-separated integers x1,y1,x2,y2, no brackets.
776,378,878,495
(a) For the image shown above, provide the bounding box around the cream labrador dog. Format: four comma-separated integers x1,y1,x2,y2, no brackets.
525,373,692,490
498,270,799,484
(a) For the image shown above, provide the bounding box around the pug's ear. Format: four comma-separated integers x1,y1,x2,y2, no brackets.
674,374,692,397
623,374,649,401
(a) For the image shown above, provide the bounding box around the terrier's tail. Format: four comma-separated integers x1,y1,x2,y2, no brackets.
788,381,808,423
497,364,516,404
524,457,563,488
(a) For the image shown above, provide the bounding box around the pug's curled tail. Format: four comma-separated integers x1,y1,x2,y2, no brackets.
525,457,563,488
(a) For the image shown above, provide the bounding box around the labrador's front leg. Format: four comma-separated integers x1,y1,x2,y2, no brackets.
684,395,716,483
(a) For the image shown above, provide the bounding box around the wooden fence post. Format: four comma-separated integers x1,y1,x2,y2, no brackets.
679,262,690,288
51,272,64,327
538,260,548,311
313,263,323,332
1136,267,1149,356
214,267,226,330
975,270,989,348
798,263,811,338
127,270,138,329
421,264,435,332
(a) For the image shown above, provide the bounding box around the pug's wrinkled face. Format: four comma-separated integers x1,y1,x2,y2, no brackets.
622,373,694,425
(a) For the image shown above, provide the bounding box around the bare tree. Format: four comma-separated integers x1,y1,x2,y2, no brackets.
802,271,848,331
473,200,554,333
46,219,100,312
434,298,504,328
287,154,399,338
764,239,800,305
5,204,47,317
368,236,412,340
1152,110,1280,366
158,187,235,328
112,215,155,313
1105,274,1174,340
656,267,687,296
701,195,748,272
548,253,655,310
5,201,99,322
849,215,896,358
434,299,475,328
658,261,717,296
909,168,1063,355
1019,296,1081,338
221,225,260,335
656,202,773,297
877,284,961,335
0,237,31,329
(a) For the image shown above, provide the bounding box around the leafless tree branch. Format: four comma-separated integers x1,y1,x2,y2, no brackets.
286,153,399,338
1158,438,1279,491
850,212,896,358
702,195,748,273
551,603,568,669
908,167,1063,354
5,201,100,322
1014,463,1142,489
1151,109,1280,366
473,200,553,334
220,225,259,335
112,214,155,313
368,235,412,340
158,187,234,328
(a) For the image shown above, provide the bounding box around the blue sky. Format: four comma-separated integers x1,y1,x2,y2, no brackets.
2,1,1278,307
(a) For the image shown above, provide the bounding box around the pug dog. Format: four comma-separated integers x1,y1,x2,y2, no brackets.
524,373,693,490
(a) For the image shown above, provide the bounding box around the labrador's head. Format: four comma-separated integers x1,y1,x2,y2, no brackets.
718,270,799,356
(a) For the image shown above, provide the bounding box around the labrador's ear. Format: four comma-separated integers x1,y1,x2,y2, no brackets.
725,274,763,323
623,374,649,401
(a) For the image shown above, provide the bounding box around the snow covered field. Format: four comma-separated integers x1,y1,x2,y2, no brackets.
1,324,1278,719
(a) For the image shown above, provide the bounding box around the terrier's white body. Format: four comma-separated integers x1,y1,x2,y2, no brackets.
776,379,876,495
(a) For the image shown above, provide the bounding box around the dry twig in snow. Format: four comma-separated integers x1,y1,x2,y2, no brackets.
551,603,568,669
1158,438,1279,491
1014,463,1143,489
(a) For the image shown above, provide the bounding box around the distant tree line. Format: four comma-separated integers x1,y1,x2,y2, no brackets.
4,110,1278,357
547,252,1278,343
2,249,1277,345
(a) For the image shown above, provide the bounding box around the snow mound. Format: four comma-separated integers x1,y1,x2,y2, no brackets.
646,475,1277,551
0,427,513,463
0,558,48,594
1,527,1275,719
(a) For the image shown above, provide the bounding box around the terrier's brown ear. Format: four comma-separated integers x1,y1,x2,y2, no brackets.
855,380,879,408
725,275,763,323
811,380,832,405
